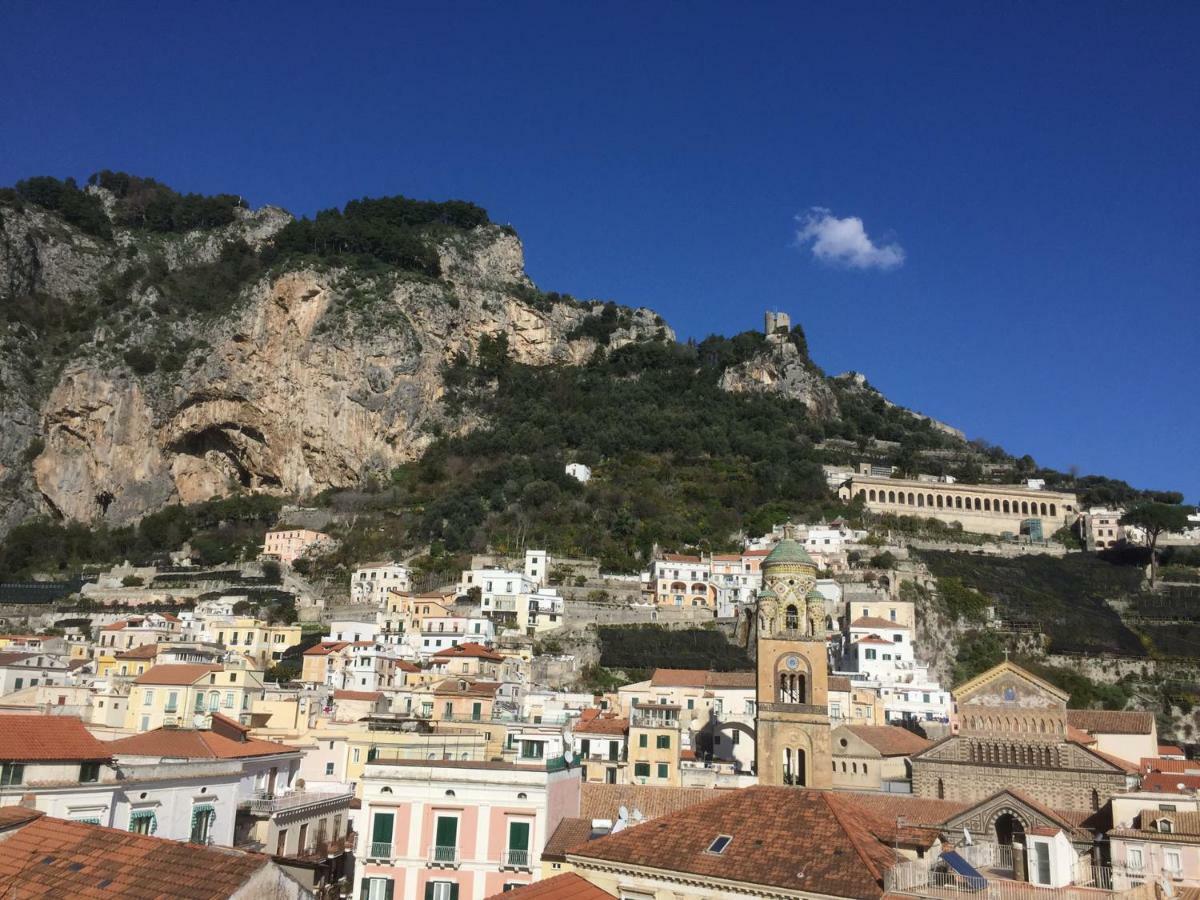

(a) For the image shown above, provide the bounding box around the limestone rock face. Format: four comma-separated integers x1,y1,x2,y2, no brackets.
719,340,840,420
1,203,670,528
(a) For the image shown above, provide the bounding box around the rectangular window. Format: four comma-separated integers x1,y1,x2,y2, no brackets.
0,763,24,786
656,735,670,750
79,762,101,783
507,819,530,868
471,702,482,721
13,678,22,690
634,762,651,779
352,748,361,763
657,763,669,778
364,877,397,900
423,883,456,900
1033,842,1051,885
223,691,234,708
164,691,178,713
434,815,458,861
638,734,648,748
140,715,150,731
865,649,877,660
325,762,335,775
1127,848,1143,870
1164,850,1182,874
369,812,394,858
143,689,154,707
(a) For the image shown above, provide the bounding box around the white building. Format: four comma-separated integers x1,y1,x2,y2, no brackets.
352,562,411,606
412,616,497,660
564,463,592,484
0,651,78,694
843,617,951,725
325,620,381,644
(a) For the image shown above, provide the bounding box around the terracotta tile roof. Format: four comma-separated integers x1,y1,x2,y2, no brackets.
0,810,275,899
742,549,770,557
0,716,113,762
1067,709,1155,735
334,690,383,702
1159,744,1185,756
108,727,297,760
850,616,907,630
0,651,36,666
302,641,349,656
541,818,597,862
853,635,893,645
489,872,611,899
1141,757,1200,774
837,792,968,830
1144,772,1200,792
570,787,899,898
396,661,422,673
575,714,629,737
1066,725,1096,745
101,619,135,631
580,783,719,822
661,554,702,563
115,643,160,660
829,676,854,692
648,669,755,690
1076,744,1140,774
431,641,504,661
840,725,932,757
132,664,222,685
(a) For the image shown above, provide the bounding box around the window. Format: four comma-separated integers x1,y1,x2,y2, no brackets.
657,763,669,779
638,734,647,748
731,730,740,745
1164,849,1182,874
364,877,397,900
1127,848,1144,870
190,805,215,843
865,649,877,660
0,763,24,786
706,835,733,854
369,812,395,859
634,762,650,779
433,815,458,862
143,689,154,707
892,634,903,643
79,762,101,783
656,735,670,750
325,762,335,775
129,810,156,835
223,691,234,708
424,883,457,900
1157,819,1174,834
194,693,205,712
140,715,150,731
352,748,361,763
506,820,531,868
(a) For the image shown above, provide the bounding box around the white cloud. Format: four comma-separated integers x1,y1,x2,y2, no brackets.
794,207,905,270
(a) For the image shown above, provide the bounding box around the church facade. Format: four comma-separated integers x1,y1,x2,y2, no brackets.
753,534,832,788
911,661,1137,810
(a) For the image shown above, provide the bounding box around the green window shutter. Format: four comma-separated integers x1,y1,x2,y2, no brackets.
385,880,395,900
657,763,669,778
471,702,481,721
435,815,458,847
424,884,434,900
362,881,371,900
638,734,647,748
508,820,530,852
371,812,394,844
450,884,459,900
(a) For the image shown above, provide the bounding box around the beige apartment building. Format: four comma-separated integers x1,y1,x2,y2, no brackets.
126,663,266,731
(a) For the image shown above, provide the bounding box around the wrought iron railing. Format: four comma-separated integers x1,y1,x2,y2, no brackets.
428,844,459,866
502,849,531,869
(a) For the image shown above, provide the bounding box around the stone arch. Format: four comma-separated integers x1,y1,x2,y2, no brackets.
1050,503,1057,517
936,495,944,508
992,810,1029,846
869,489,877,502
1020,501,1029,515
1002,500,1010,513
908,492,916,505
917,494,925,508
983,498,991,511
888,490,896,503
974,497,982,510
1040,502,1048,516
784,604,800,631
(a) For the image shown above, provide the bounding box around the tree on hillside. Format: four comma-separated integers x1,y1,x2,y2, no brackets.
1121,502,1194,587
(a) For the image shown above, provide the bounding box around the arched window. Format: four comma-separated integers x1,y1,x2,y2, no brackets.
1002,500,1010,513
908,492,916,505
1050,504,1057,517
1091,789,1100,812
1021,501,1029,515
936,495,944,508
918,494,925,507
983,498,991,511
937,778,945,799
785,605,799,630
888,491,896,503
974,497,982,510
869,490,877,501
955,496,963,509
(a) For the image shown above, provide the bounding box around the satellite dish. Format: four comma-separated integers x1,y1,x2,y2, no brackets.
631,808,644,822
610,819,627,834
564,750,575,766
617,805,629,822
192,714,206,728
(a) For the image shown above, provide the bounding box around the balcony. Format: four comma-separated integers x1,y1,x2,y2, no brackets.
242,788,354,818
367,840,393,861
501,849,531,871
428,844,460,867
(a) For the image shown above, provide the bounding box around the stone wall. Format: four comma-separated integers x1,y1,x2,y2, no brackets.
912,759,1125,811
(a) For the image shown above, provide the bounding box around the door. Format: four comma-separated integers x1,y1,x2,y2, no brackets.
1033,842,1051,885
434,816,458,862
471,702,482,722
507,820,530,868
370,812,394,858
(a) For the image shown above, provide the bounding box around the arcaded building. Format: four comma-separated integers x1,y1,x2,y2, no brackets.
837,475,1079,537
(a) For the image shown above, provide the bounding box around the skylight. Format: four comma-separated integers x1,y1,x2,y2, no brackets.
706,834,733,854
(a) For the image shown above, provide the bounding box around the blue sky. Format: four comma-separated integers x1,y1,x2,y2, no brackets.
2,2,1197,502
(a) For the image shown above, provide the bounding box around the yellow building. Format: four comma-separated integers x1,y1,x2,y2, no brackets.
126,662,265,732
201,617,302,669
96,642,160,680
627,702,682,786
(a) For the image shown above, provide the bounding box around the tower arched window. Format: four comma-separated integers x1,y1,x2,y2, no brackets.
785,605,799,631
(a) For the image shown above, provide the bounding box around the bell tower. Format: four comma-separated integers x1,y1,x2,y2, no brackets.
754,527,832,788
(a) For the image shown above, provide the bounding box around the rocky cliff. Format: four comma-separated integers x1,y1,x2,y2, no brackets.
0,186,669,531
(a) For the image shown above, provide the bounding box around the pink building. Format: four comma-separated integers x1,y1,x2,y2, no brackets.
262,528,335,565
1107,792,1200,891
355,757,580,900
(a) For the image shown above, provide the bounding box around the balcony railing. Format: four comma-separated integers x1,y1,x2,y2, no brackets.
428,844,460,867
244,788,354,817
501,849,531,870
367,841,393,860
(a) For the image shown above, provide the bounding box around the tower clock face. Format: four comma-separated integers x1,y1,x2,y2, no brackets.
786,655,800,670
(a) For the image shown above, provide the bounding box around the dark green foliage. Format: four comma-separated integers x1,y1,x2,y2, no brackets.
566,303,632,345
0,495,282,579
123,347,157,375
260,560,281,585
88,171,244,232
266,661,301,683
868,551,898,569
917,550,1146,655
269,194,489,273
140,239,263,318
596,625,753,672
3,176,112,239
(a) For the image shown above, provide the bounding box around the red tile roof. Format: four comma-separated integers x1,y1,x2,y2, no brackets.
0,810,276,899
853,635,893,645
541,818,597,862
431,642,504,662
115,643,160,660
1143,772,1200,792
850,616,908,630
132,664,222,685
1067,709,1155,735
333,690,383,702
396,660,422,673
580,783,721,822
488,872,611,899
649,669,755,690
570,787,899,898
661,554,703,563
829,676,854,692
433,678,501,697
108,727,297,760
0,715,112,761
575,713,629,737
302,641,349,656
840,725,932,757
